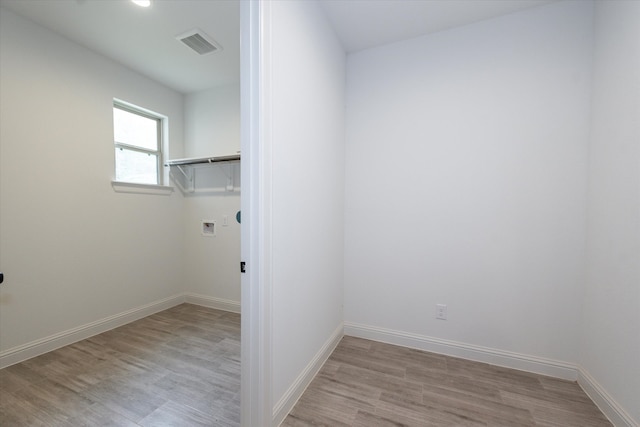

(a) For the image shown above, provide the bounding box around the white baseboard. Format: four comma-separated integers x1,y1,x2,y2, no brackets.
0,294,185,369
184,293,241,314
273,323,344,427
0,293,240,370
578,368,638,427
344,321,578,381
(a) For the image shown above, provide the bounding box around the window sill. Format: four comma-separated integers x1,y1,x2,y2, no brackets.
111,181,174,195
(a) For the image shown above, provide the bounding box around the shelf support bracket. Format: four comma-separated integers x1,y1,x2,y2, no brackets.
176,165,192,182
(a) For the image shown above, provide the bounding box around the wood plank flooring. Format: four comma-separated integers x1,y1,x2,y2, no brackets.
0,304,240,427
282,336,612,427
2,306,613,426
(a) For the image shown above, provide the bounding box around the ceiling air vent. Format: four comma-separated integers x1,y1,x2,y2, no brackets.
176,29,222,55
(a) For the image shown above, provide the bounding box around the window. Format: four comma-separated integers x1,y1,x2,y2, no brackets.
113,102,163,185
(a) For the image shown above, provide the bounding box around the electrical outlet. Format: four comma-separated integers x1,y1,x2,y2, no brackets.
436,304,447,320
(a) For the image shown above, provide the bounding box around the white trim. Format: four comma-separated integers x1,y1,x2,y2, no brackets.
0,293,241,370
184,293,241,313
111,180,174,195
240,0,273,425
0,294,185,369
344,321,578,381
113,97,166,119
578,368,638,427
273,324,344,427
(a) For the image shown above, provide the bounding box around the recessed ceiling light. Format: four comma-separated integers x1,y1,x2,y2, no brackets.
131,0,151,7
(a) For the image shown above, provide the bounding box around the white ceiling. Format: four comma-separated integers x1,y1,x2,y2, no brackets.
319,0,558,53
0,0,240,94
0,0,558,94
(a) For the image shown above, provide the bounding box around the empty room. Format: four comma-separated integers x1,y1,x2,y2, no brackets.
1,0,243,425
1,0,639,426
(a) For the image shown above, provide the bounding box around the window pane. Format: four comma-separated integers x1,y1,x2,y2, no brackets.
113,107,158,150
115,148,158,184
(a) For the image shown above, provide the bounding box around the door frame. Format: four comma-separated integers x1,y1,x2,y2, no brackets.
240,1,272,425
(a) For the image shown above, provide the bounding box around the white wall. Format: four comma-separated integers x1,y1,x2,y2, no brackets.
581,1,640,424
344,1,593,365
182,84,241,308
184,83,241,158
267,0,346,419
182,186,240,306
0,8,185,353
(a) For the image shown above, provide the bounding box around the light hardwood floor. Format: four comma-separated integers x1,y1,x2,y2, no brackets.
282,336,612,427
2,305,612,427
0,304,240,427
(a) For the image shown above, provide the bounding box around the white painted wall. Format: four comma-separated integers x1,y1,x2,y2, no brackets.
267,0,346,415
182,186,241,307
344,1,593,364
0,8,185,352
184,83,241,158
4,0,636,423
182,84,241,307
582,1,640,424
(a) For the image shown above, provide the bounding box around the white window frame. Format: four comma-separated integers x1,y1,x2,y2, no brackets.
113,100,164,186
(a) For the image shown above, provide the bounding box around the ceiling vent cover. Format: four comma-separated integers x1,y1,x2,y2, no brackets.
176,29,222,55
